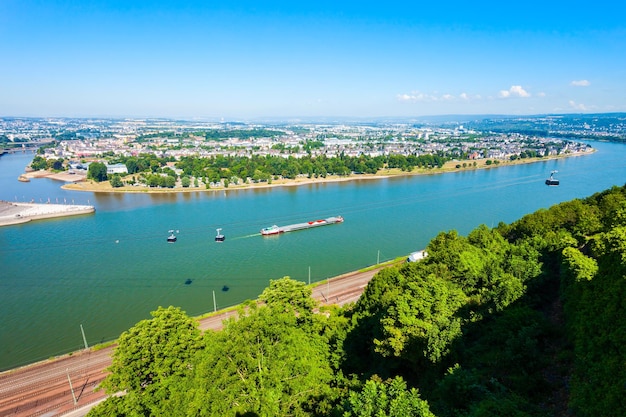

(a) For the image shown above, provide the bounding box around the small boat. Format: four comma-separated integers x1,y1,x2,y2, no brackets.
222,285,230,292
215,228,225,242
167,230,177,243
545,170,559,186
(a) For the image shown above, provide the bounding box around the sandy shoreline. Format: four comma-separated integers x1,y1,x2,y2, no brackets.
22,169,87,183
56,151,593,194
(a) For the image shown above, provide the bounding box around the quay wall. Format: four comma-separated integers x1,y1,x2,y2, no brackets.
0,201,95,227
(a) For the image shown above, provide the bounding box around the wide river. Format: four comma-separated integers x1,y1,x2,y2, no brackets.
1,142,625,371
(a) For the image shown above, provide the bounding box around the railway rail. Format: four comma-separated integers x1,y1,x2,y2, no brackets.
0,263,393,416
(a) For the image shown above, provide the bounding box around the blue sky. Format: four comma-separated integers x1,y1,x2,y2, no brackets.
1,1,625,119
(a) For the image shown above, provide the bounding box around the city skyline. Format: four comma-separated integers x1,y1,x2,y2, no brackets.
2,1,625,119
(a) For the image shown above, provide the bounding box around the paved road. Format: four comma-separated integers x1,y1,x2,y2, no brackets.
0,264,390,416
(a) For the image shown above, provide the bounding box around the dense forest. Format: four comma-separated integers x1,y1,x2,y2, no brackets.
88,184,626,417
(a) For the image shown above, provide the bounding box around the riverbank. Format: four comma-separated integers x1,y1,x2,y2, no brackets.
59,150,594,194
21,169,87,183
0,201,95,227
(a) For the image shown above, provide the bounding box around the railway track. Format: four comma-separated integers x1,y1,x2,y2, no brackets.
0,264,390,416
0,348,112,417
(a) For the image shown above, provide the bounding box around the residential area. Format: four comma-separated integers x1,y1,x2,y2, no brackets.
0,116,601,189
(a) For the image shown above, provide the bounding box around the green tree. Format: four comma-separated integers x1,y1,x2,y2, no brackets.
125,158,139,174
51,158,64,171
92,306,202,416
87,162,108,182
109,174,124,188
342,265,411,376
259,276,316,316
163,175,176,188
375,273,466,367
149,159,161,173
561,247,598,282
30,155,48,171
188,304,336,417
343,376,434,417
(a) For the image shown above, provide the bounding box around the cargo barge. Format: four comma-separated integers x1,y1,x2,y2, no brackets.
261,216,343,236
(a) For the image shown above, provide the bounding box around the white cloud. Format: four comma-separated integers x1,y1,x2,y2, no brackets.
569,100,587,111
499,85,530,98
571,80,590,87
397,91,480,103
397,92,436,102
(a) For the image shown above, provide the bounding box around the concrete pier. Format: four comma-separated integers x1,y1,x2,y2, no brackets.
0,201,95,226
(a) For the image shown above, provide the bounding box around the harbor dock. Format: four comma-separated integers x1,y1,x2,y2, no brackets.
0,201,95,226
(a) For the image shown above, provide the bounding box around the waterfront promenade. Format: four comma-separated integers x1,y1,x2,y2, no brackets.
0,201,95,227
0,263,391,417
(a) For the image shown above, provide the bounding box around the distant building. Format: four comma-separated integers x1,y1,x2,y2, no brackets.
106,163,128,174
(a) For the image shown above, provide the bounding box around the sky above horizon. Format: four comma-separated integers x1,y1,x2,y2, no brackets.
2,1,625,120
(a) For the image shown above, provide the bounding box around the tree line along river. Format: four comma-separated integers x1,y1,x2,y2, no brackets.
1,141,625,371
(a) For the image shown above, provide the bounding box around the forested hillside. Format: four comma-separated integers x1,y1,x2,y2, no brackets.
88,185,626,417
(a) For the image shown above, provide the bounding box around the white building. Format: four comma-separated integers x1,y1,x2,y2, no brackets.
106,163,128,174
